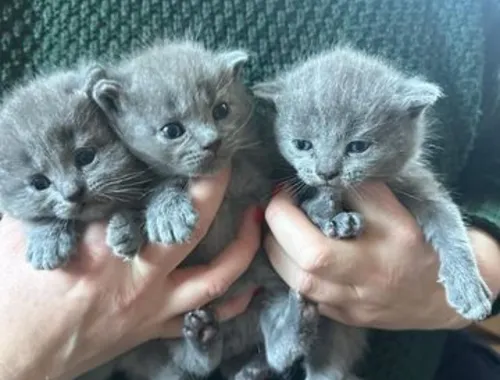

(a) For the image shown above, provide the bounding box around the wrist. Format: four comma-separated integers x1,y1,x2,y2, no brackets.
468,227,500,301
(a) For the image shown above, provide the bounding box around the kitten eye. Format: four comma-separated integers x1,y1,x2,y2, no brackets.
293,139,313,151
212,102,230,121
345,141,371,155
30,174,51,191
74,147,97,167
161,122,185,139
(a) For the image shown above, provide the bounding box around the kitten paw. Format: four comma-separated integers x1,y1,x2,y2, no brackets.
323,212,363,239
234,364,273,380
106,211,143,260
26,227,76,270
441,270,492,320
146,193,199,245
183,308,219,349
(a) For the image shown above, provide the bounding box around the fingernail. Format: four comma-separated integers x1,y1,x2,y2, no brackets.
253,207,265,224
272,183,284,196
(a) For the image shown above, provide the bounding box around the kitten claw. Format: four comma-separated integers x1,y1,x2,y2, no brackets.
323,212,363,239
183,308,219,349
146,193,199,245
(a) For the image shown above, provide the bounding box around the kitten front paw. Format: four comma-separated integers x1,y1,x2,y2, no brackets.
440,267,492,320
323,211,363,239
26,226,76,270
183,308,219,350
146,193,199,245
106,211,143,260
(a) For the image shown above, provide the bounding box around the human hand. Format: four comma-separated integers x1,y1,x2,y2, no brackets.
265,182,500,330
0,168,261,380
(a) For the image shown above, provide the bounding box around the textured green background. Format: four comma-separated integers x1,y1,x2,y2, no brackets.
1,1,499,379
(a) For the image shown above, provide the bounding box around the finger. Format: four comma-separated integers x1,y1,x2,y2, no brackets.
138,168,231,273
344,182,414,226
317,304,358,326
265,234,355,304
166,206,261,312
159,316,184,339
215,287,257,322
265,191,356,271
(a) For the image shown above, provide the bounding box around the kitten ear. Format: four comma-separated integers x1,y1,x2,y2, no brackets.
92,78,123,116
220,49,249,77
398,78,443,119
252,80,283,103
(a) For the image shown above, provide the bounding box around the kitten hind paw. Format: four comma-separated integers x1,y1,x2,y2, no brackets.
233,363,274,380
146,193,199,245
26,228,76,270
323,212,363,239
106,211,143,260
183,308,219,349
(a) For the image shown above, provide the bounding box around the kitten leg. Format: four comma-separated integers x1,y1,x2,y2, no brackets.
106,209,144,260
259,289,320,373
26,220,77,270
302,189,363,239
397,189,492,320
303,319,366,380
146,181,199,245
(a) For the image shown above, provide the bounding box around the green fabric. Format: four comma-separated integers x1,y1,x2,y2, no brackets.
1,0,500,379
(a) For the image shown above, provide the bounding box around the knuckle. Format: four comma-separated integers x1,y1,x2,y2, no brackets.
300,246,330,273
205,279,230,300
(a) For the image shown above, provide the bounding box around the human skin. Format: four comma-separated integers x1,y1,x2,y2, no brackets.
265,182,500,330
0,168,262,380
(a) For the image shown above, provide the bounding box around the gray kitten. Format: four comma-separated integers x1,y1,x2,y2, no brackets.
78,40,306,380
253,46,494,378
0,66,151,270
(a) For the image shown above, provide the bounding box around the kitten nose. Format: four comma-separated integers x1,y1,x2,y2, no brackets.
203,138,222,153
317,170,339,181
64,185,86,203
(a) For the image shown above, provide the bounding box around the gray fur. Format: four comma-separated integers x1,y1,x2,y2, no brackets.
79,39,300,380
0,66,151,269
253,46,493,378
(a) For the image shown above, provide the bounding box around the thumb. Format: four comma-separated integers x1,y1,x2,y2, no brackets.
344,182,411,223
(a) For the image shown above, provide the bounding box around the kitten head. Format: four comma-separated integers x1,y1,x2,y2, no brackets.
92,40,254,178
0,68,147,221
254,47,442,189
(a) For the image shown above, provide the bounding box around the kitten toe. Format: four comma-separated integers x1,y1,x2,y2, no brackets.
183,308,219,349
324,212,363,239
